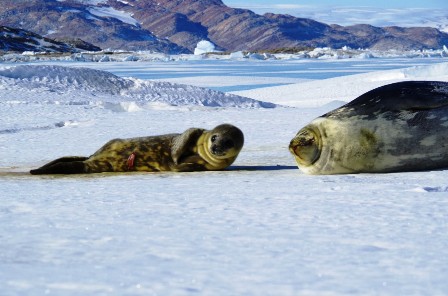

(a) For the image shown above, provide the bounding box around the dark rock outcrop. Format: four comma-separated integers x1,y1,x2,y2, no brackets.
0,25,79,53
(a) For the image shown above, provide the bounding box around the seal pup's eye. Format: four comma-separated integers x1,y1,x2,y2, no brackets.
211,135,217,142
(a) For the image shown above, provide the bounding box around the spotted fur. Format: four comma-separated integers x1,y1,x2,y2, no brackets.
30,124,244,174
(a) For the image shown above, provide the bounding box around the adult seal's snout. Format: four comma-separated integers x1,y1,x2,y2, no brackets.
289,127,321,167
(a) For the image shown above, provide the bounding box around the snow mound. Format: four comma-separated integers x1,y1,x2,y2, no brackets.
0,65,275,109
234,62,448,107
402,62,448,79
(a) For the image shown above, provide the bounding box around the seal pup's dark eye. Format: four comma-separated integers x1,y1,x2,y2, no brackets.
211,135,217,142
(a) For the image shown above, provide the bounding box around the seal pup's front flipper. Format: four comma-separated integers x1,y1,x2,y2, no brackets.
30,156,88,175
171,128,204,165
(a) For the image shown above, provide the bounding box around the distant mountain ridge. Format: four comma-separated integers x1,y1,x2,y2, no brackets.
0,0,447,53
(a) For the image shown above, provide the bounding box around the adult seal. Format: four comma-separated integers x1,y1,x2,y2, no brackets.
30,124,244,174
289,81,448,174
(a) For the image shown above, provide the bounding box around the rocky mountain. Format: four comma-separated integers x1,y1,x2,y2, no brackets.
0,0,447,54
0,25,100,53
0,0,189,53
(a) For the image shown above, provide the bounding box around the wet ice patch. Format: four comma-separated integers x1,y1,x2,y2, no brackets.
411,186,448,192
0,120,88,134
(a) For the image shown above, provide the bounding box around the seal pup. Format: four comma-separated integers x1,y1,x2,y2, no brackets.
30,124,244,174
289,81,448,174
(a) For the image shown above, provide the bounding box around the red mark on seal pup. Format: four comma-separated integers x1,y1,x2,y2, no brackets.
127,152,136,170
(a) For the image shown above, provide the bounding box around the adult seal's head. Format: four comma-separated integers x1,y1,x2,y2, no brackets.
289,126,322,167
197,124,244,169
289,81,448,174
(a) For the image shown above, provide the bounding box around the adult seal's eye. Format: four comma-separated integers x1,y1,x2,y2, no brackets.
211,135,217,142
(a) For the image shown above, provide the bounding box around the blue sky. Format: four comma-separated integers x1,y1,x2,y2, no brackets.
222,1,448,29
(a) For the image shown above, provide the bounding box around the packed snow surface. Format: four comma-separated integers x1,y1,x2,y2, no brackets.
1,56,448,295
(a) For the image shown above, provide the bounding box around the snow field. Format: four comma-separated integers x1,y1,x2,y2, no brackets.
1,57,448,295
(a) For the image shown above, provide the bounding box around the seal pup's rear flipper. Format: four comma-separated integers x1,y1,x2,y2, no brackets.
30,156,88,175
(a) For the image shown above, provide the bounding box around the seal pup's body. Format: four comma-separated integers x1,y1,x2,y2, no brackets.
289,81,448,174
30,124,244,174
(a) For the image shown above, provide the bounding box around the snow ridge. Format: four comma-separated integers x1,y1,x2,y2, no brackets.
0,65,276,109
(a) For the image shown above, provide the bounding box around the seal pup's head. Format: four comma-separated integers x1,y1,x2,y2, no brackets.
196,124,244,170
206,124,244,159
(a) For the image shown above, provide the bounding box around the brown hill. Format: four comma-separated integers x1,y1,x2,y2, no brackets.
0,0,446,53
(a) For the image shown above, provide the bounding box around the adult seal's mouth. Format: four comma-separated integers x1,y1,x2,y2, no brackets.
289,127,321,167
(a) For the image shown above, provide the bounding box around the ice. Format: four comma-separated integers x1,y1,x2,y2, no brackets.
194,40,216,55
2,46,448,64
1,56,448,295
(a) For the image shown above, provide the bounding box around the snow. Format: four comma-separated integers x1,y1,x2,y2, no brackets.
2,55,448,295
88,6,139,27
233,62,448,107
58,0,108,4
2,47,447,64
0,65,273,108
56,0,139,26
